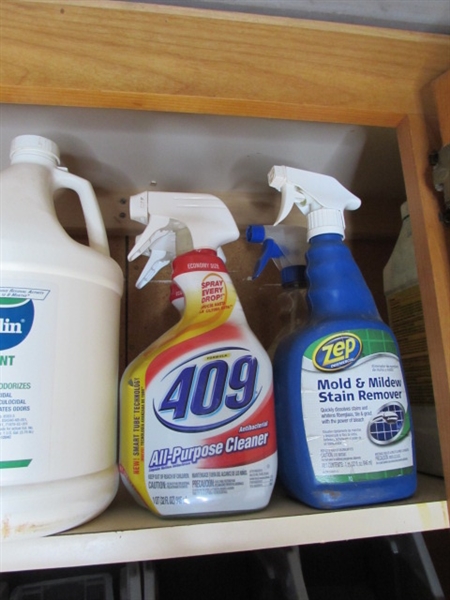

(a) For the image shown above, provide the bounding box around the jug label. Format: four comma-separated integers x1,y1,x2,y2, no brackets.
301,328,414,483
0,284,56,482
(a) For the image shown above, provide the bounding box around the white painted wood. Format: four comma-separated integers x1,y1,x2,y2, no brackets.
1,477,448,572
0,104,406,232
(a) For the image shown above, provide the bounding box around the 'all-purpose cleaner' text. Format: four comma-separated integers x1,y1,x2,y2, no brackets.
149,432,270,469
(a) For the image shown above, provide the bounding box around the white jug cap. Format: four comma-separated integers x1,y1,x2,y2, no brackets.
10,135,60,164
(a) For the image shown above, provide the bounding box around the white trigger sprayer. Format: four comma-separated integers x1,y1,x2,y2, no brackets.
127,191,233,288
268,166,361,239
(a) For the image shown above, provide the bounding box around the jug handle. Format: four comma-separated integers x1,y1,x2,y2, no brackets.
52,168,110,257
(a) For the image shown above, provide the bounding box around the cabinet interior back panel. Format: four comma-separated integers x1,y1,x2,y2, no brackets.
0,104,406,238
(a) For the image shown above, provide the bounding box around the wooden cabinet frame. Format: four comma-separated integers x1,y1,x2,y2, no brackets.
1,0,449,571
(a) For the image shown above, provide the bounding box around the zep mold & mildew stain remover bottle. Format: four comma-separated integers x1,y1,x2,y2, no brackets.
268,166,416,510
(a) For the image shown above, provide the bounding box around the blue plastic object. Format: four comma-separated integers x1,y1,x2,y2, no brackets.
273,235,417,509
267,166,416,510
246,224,306,287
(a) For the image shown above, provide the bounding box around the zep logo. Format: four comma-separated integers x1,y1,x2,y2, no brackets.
0,299,34,351
153,347,260,433
313,333,362,372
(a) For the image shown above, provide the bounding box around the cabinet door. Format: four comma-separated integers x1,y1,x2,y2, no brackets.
432,70,450,512
397,71,450,514
434,71,450,144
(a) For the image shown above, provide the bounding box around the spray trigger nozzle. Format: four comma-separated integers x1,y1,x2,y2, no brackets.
127,216,173,262
246,224,307,287
253,239,283,279
127,191,236,288
268,166,361,240
132,229,176,289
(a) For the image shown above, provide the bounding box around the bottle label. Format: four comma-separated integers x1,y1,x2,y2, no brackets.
386,284,434,405
120,257,277,516
0,284,56,482
301,328,414,483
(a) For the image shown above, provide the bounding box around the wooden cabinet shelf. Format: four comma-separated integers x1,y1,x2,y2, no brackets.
1,0,449,573
2,475,448,573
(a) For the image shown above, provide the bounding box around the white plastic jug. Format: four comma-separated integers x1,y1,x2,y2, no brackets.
383,201,442,476
0,135,124,540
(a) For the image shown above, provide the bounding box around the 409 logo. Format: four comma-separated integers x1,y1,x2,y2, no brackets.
313,333,362,372
153,347,261,432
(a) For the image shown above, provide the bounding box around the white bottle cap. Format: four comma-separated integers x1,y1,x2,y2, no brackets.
10,135,60,164
307,208,345,240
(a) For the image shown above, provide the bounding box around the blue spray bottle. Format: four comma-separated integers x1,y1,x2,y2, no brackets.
246,225,308,358
268,166,416,509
